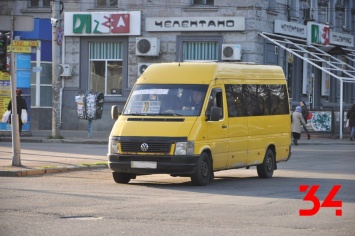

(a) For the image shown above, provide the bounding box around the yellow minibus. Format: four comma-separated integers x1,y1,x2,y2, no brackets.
108,62,292,185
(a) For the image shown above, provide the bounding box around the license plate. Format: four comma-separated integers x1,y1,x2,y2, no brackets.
131,161,157,169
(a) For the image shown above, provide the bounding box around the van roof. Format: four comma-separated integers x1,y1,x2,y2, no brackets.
137,62,285,84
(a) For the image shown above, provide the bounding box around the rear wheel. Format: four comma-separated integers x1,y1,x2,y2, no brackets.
191,152,212,186
257,149,275,178
112,172,132,184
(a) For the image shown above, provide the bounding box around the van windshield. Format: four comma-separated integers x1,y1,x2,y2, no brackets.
123,84,208,116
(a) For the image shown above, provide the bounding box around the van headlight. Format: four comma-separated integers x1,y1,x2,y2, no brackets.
174,141,194,155
109,137,119,154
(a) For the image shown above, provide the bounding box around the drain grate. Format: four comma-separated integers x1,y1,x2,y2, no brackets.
60,216,103,220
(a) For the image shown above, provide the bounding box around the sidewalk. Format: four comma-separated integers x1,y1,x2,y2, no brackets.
0,130,354,177
0,130,110,177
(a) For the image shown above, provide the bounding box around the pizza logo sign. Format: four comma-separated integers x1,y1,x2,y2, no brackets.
73,14,130,34
310,24,329,46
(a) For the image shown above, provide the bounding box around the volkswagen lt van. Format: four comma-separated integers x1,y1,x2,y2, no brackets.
108,62,292,185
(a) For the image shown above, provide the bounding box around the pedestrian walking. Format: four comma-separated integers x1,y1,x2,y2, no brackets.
7,89,28,135
300,101,311,140
291,106,307,145
346,104,355,141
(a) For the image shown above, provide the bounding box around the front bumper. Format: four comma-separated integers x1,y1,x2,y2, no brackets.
108,154,199,175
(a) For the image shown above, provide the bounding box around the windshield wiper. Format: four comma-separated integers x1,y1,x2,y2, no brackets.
159,111,183,116
128,113,149,116
126,112,182,116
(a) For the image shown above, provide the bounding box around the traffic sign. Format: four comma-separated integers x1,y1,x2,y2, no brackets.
57,28,63,45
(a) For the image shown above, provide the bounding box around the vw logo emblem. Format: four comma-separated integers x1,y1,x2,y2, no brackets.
141,143,149,152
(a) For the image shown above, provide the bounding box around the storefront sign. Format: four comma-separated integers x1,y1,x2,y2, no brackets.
330,31,354,48
7,40,39,53
307,22,329,46
64,11,141,36
146,17,245,32
12,40,39,47
274,20,306,39
7,46,31,53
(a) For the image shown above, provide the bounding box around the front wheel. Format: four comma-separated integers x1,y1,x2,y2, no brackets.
257,149,275,178
191,152,212,186
112,172,133,184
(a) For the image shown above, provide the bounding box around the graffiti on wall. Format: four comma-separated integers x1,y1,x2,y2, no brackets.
307,111,332,132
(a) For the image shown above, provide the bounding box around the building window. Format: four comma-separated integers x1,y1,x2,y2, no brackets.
177,36,222,62
96,0,118,8
182,42,218,61
192,0,214,5
30,62,52,107
326,0,335,25
290,0,299,19
29,0,51,8
268,0,277,11
343,0,353,30
89,42,123,95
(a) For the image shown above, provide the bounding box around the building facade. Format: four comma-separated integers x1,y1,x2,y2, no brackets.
0,0,354,135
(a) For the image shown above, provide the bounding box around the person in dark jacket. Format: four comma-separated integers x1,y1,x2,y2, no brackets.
7,89,27,135
300,101,311,140
346,104,355,141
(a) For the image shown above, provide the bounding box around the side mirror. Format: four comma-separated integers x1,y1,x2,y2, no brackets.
209,107,220,121
111,105,120,120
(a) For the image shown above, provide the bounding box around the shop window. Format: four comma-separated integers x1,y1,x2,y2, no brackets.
192,0,214,5
30,62,52,107
89,42,123,96
96,0,118,8
29,0,51,8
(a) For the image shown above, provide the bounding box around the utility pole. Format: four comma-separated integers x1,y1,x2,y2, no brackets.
0,14,33,166
10,14,21,166
52,0,61,138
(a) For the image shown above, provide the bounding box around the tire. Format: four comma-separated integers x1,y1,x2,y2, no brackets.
112,172,132,184
191,152,212,186
257,149,275,178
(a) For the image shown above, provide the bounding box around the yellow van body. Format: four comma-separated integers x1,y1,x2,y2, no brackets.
108,62,291,185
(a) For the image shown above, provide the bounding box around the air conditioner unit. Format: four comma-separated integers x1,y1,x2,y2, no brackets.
138,63,152,76
136,38,160,56
59,64,72,77
221,44,242,61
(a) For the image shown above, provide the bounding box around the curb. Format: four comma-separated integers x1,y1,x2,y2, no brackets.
0,164,108,177
0,137,108,145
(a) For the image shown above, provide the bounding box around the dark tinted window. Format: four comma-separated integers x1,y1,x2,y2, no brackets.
193,0,214,5
225,84,289,117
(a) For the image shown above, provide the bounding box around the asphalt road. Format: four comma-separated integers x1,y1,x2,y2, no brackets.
0,143,354,236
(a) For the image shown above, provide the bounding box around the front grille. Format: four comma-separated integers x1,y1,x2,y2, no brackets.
121,142,172,153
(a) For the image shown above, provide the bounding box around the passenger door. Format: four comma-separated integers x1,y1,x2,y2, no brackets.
206,87,229,170
225,84,248,168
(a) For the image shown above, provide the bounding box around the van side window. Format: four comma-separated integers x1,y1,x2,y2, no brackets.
206,88,223,119
225,84,289,117
225,85,245,117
